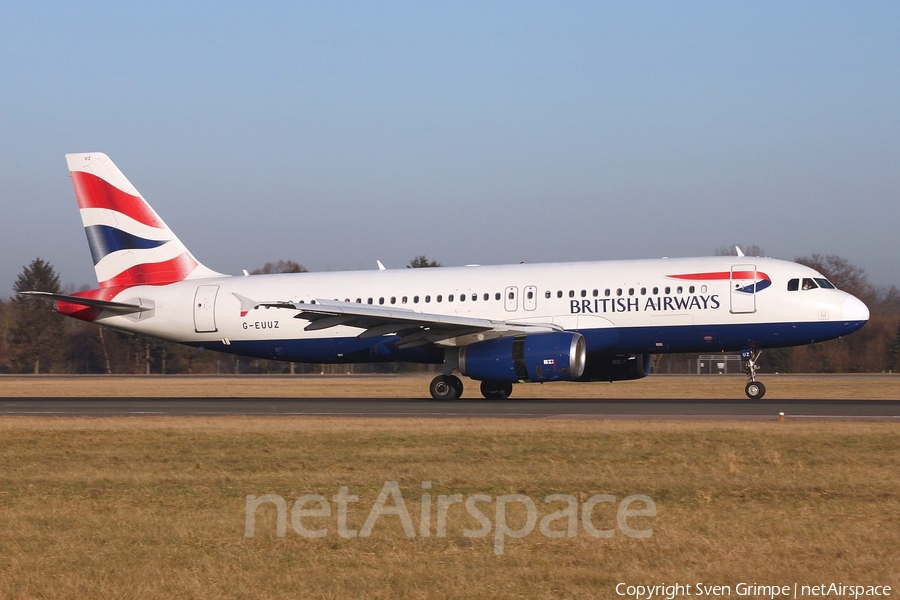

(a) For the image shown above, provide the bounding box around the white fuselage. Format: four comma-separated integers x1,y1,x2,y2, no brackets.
91,255,869,365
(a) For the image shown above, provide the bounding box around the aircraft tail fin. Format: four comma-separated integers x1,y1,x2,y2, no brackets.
66,153,224,288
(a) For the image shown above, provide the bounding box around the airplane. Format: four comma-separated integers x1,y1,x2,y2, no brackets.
22,153,870,400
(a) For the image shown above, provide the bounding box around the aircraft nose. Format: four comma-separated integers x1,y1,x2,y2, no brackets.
843,295,869,322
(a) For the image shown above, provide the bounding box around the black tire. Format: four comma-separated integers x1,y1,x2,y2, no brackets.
480,381,513,400
745,381,766,400
449,375,464,398
430,375,460,400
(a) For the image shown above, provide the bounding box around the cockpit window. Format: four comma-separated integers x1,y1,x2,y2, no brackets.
787,278,799,291
802,278,818,290
815,278,836,289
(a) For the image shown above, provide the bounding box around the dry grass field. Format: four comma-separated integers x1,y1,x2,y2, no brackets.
0,416,898,599
1,372,899,399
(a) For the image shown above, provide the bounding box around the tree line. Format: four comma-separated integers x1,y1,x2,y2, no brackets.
1,253,898,375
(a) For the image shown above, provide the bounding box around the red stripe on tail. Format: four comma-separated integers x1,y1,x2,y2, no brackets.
71,171,164,228
98,252,198,288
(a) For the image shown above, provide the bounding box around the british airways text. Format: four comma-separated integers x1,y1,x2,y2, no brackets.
570,295,721,314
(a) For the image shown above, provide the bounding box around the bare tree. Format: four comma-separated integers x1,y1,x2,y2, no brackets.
794,254,874,300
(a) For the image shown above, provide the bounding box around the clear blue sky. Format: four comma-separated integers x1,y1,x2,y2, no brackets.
2,1,898,294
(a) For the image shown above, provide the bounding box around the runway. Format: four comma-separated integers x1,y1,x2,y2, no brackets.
1,397,899,419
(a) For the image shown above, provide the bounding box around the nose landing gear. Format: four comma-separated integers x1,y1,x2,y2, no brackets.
741,348,766,399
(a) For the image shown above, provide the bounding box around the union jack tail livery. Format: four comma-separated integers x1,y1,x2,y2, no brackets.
67,153,222,288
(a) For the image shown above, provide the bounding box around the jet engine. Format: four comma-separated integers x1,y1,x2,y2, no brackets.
458,332,586,383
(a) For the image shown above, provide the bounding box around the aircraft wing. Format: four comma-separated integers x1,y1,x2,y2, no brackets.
249,297,561,348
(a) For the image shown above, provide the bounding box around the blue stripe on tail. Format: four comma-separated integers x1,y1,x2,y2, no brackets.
84,225,168,265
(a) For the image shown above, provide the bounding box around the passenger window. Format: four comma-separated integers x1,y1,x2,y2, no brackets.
665,287,671,294
701,285,707,293
788,278,799,291
484,293,490,301
640,287,646,295
605,289,611,297
449,294,454,302
508,291,514,300
425,295,431,303
628,288,634,296
802,278,818,291
379,297,385,305
437,295,443,302
356,298,362,303
460,294,465,302
390,297,396,304
815,278,836,289
472,294,477,301
367,298,373,304
527,291,534,299
676,286,683,294
495,292,501,301
652,287,658,295
616,288,623,296
414,296,419,303
545,291,551,299
557,291,563,298
592,289,598,297
569,290,575,298
402,296,407,304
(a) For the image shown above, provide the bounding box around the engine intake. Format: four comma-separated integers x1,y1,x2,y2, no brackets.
459,332,586,383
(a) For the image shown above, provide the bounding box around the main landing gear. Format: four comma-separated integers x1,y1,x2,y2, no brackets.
741,348,766,400
428,375,514,400
429,349,465,400
480,380,513,400
429,348,514,400
429,374,464,400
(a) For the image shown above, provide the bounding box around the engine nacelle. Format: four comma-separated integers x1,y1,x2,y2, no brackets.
459,332,586,383
578,353,653,382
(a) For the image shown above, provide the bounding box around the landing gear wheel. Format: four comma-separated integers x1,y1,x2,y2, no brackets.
448,375,464,398
745,381,766,400
480,381,513,400
741,348,766,400
430,375,462,400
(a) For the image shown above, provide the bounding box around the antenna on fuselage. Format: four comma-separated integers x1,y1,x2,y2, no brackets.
735,246,745,257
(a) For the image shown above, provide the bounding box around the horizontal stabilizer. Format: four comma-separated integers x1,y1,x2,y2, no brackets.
18,291,154,315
